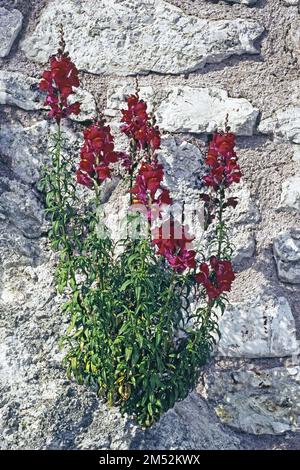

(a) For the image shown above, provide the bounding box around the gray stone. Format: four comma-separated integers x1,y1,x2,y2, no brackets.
259,107,300,160
217,296,299,358
280,177,300,212
0,121,50,185
273,229,300,283
0,120,80,185
283,0,298,5
21,0,264,76
226,0,257,4
287,20,300,62
156,87,258,136
0,7,23,58
226,186,260,225
204,364,300,435
231,229,256,265
106,83,258,136
0,71,96,121
0,180,44,240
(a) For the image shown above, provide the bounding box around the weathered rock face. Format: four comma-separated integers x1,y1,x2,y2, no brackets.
217,296,299,358
106,83,258,136
203,364,300,435
0,7,23,58
21,0,264,75
1,0,300,449
0,71,96,121
280,177,300,212
259,107,300,160
287,20,300,63
155,86,258,136
273,229,300,283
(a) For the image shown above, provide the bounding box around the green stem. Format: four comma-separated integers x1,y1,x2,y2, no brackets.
217,188,225,258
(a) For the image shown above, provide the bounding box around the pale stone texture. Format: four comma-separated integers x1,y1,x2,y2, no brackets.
287,20,300,62
0,7,23,58
230,229,256,266
273,229,300,283
156,87,258,136
204,364,300,435
226,0,258,4
0,71,96,122
283,0,298,5
106,83,258,136
259,107,300,161
227,186,260,225
217,296,299,358
21,0,264,76
0,121,81,185
280,177,300,212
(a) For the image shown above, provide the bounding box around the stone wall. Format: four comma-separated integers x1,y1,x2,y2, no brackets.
0,0,299,449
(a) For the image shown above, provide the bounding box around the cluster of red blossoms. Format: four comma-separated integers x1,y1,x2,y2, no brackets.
195,256,235,300
39,52,80,123
152,220,196,274
203,132,241,190
76,122,121,188
123,93,197,273
121,94,161,151
131,161,172,208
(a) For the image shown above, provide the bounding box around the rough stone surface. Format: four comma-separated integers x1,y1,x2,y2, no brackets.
204,363,300,435
1,0,300,451
156,86,258,136
280,177,300,212
230,229,256,266
0,71,96,121
106,83,258,135
217,296,299,358
273,229,300,283
0,121,82,185
226,0,258,4
259,106,300,160
287,20,300,63
0,7,23,58
21,0,264,76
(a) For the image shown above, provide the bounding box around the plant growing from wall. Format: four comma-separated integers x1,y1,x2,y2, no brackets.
39,40,241,427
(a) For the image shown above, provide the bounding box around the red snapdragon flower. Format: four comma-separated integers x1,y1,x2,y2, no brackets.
152,219,196,273
195,256,235,300
131,161,172,208
39,52,80,123
121,94,161,151
203,132,241,190
77,121,120,188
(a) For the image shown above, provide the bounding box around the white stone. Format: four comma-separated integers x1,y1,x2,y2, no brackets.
0,121,80,185
259,106,300,160
106,83,258,136
231,229,256,265
156,87,258,136
204,364,300,435
0,71,96,121
21,0,264,76
283,0,298,5
259,107,300,144
280,176,300,212
273,229,300,283
0,7,23,58
217,296,299,358
0,121,50,185
226,186,260,225
226,0,257,4
287,20,300,62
